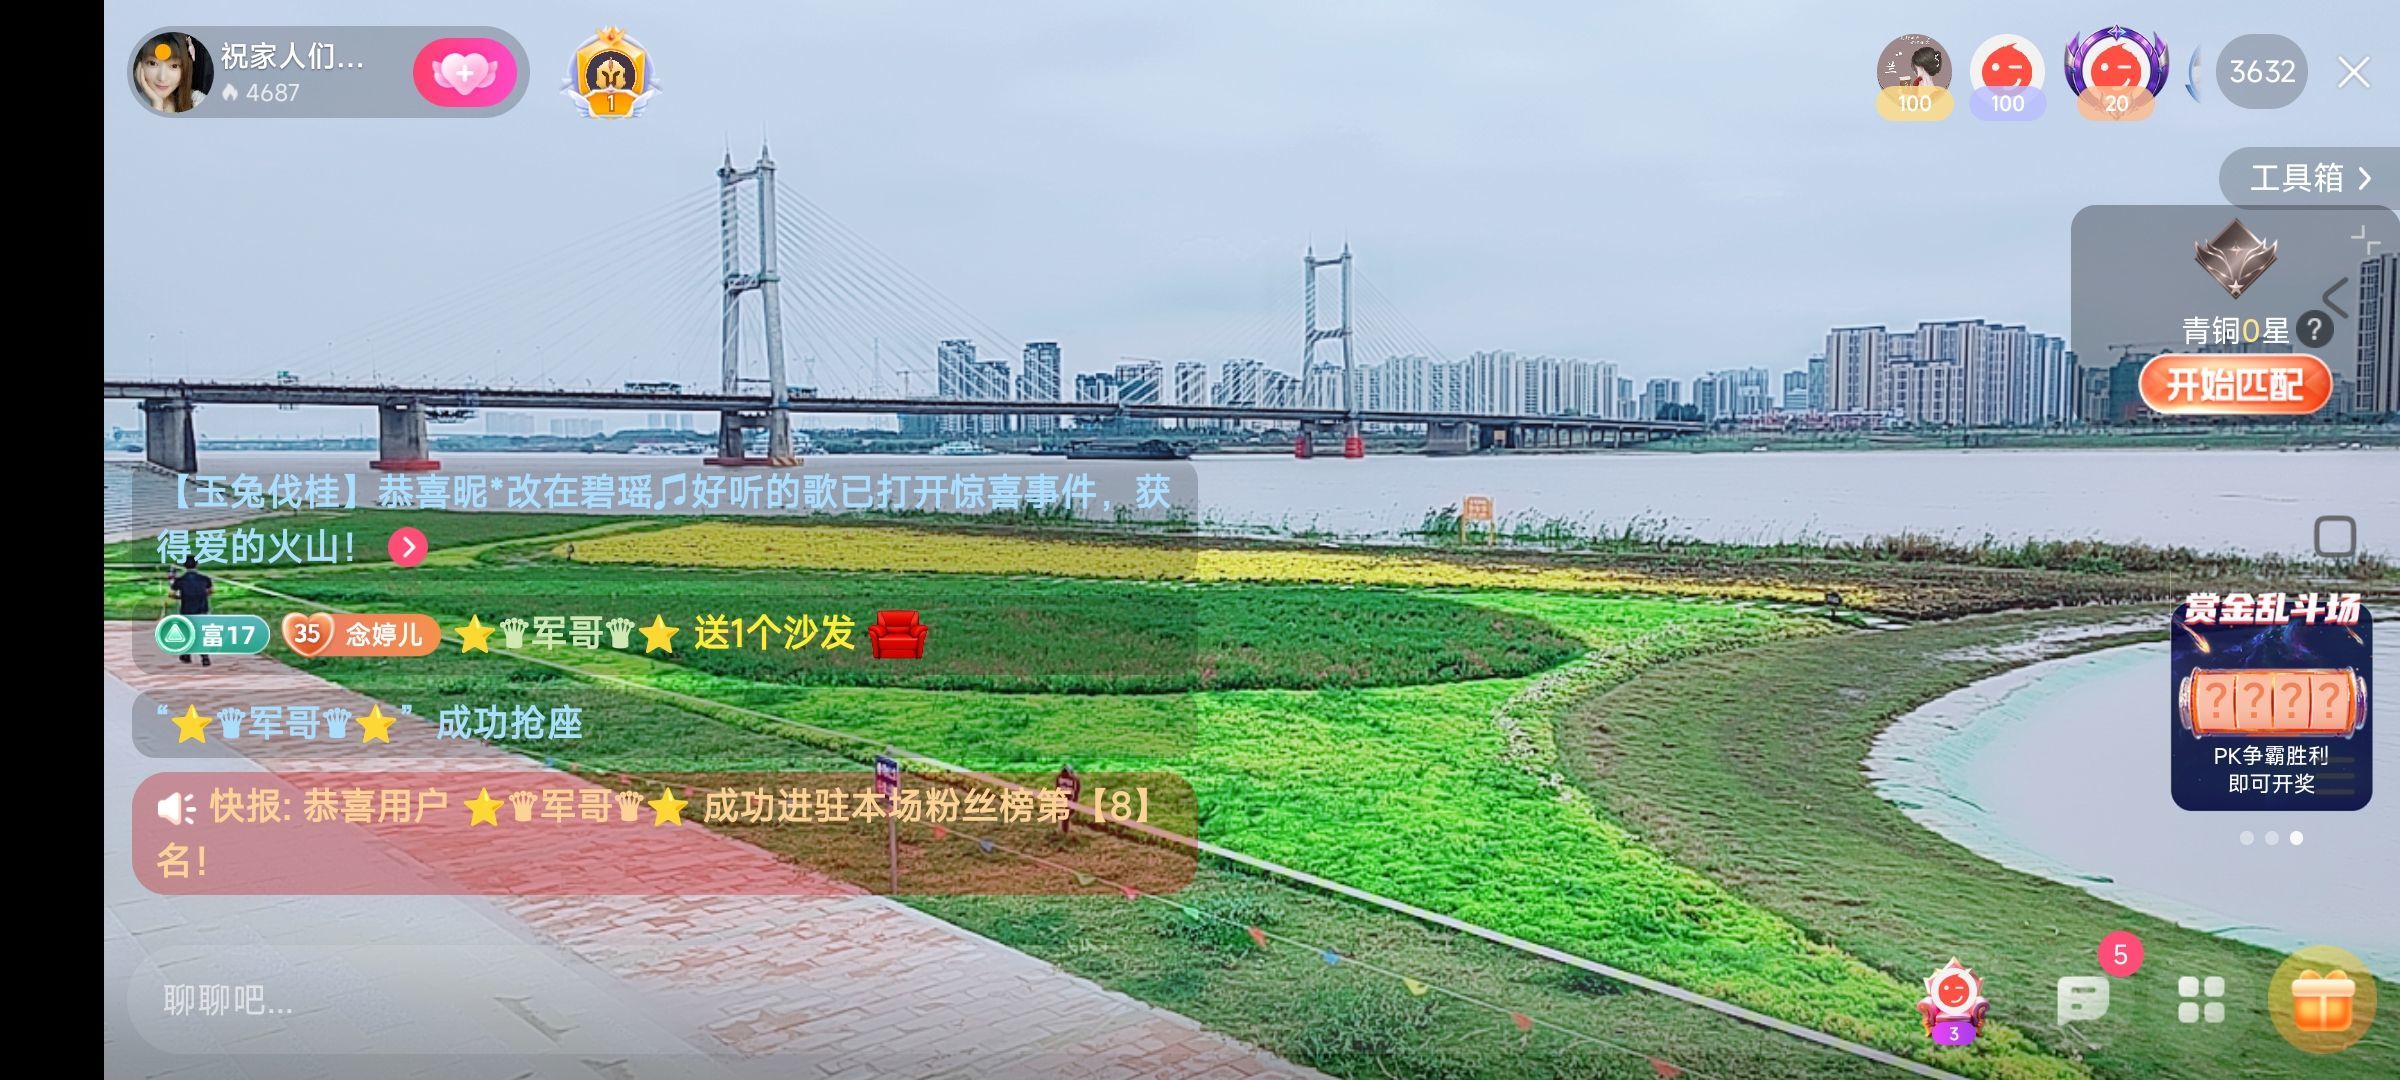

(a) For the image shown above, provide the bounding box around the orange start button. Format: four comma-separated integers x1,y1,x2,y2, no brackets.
2138,353,2333,415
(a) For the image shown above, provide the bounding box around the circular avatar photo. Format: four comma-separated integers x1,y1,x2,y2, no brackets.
1969,34,2046,90
2065,27,2168,97
132,31,214,114
1877,34,1952,90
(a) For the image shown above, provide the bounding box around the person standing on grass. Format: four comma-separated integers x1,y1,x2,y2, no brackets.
170,556,213,667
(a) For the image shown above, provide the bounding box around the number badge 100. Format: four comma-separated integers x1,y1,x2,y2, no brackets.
1877,86,1954,122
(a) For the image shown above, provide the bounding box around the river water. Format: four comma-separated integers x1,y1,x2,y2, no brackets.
114,446,2398,557
1870,639,2399,968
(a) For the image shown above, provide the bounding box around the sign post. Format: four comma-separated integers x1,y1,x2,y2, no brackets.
874,753,901,893
1055,764,1081,834
1460,496,1495,543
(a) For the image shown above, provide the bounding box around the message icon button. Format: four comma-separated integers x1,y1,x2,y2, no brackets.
2058,976,2111,1024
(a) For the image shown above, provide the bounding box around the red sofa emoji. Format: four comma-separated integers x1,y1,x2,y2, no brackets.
869,610,928,659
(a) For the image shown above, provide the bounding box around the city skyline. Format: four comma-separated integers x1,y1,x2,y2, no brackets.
103,2,2391,438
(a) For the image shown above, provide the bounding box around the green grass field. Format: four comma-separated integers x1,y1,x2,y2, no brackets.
262,565,1586,693
108,509,2368,1079
1559,612,2400,1079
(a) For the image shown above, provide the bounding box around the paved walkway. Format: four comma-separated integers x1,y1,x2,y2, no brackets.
105,623,1322,1079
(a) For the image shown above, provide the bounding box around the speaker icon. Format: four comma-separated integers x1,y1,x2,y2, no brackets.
155,791,194,826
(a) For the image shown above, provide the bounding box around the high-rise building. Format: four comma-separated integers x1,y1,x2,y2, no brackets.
898,406,942,439
1171,360,1209,430
1173,360,1209,405
1378,355,1429,413
1880,334,1965,426
1262,370,1301,411
2032,336,2077,425
1464,350,1519,415
548,417,605,438
2359,252,2399,416
1615,375,1637,420
1304,362,1344,410
1688,374,1718,421
1429,360,1464,413
1781,369,1810,411
1018,342,1062,432
972,358,1010,434
1823,321,2072,425
485,411,538,435
2104,353,2153,423
1112,360,1162,431
2079,366,2112,425
1694,367,1770,420
2328,367,2358,418
1988,324,2038,427
1113,360,1162,405
1551,359,1620,418
1219,358,1264,406
1116,362,1161,428
1072,370,1119,428
1074,371,1118,403
1823,326,1887,413
1915,320,1993,426
935,338,974,396
936,339,978,435
1520,357,1566,417
1640,378,1679,420
1564,360,1602,417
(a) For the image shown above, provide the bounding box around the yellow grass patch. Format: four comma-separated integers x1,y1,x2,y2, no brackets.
566,522,1856,604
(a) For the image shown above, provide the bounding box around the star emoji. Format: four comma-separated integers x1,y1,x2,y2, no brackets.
466,787,504,827
169,705,211,744
637,615,679,654
455,615,497,653
357,704,397,744
647,786,689,826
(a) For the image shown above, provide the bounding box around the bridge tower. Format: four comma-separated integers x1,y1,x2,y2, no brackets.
1302,245,1362,458
712,144,797,466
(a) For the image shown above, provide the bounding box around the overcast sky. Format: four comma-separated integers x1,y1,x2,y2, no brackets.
105,2,2394,436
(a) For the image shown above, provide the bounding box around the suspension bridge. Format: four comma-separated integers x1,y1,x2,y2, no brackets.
106,147,1697,473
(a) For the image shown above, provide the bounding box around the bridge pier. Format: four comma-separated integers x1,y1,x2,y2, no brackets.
1426,420,1476,456
140,399,199,473
707,411,778,466
1294,418,1348,459
369,402,440,472
711,411,748,465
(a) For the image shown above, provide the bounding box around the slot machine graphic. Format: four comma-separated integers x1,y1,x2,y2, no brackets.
2168,599,2372,812
2177,668,2367,737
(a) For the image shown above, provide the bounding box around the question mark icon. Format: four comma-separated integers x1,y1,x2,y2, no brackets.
2296,309,2336,349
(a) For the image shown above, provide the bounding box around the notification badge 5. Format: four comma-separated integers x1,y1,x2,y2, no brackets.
413,36,517,108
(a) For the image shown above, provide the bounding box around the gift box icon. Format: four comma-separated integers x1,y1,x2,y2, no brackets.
2291,969,2356,1032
